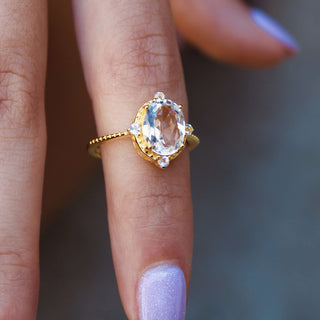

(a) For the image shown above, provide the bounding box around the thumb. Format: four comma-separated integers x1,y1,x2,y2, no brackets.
171,0,299,67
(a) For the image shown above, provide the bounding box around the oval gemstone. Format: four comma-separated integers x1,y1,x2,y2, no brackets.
142,100,185,156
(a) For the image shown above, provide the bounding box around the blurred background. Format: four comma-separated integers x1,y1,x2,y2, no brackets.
37,1,320,319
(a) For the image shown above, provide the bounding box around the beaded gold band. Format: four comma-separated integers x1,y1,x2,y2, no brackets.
88,131,199,159
87,92,200,168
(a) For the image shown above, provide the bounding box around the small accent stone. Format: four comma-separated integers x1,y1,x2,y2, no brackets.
129,123,141,135
185,124,194,135
154,92,165,99
158,156,170,168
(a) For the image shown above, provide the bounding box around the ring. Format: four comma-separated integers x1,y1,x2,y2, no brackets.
87,92,200,168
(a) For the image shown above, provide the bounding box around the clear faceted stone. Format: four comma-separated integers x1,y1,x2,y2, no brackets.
142,100,185,156
154,92,165,99
158,156,170,168
185,124,194,135
129,123,141,135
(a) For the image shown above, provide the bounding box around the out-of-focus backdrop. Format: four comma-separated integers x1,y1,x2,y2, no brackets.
37,1,320,319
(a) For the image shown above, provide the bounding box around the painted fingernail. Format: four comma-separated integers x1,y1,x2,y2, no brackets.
138,264,186,320
250,8,299,52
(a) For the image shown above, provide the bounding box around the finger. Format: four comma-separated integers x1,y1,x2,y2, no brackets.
73,1,192,319
0,1,47,319
171,0,299,67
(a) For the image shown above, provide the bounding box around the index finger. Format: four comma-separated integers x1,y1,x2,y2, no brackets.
72,1,193,319
0,0,47,318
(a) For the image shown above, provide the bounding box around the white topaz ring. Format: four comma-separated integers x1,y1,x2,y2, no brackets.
87,92,200,168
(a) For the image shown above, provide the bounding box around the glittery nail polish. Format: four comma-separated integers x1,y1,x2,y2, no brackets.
138,264,186,320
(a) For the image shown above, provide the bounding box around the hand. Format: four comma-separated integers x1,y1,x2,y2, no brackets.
0,0,297,319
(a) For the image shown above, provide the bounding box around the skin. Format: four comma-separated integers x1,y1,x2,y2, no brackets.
0,0,296,319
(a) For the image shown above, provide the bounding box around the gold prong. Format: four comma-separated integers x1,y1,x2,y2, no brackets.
179,105,183,110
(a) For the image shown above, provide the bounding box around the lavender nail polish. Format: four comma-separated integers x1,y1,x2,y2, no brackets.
138,264,186,320
250,8,299,51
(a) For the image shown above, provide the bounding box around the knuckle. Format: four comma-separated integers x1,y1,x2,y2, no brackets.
119,175,191,237
0,237,37,319
117,34,176,84
0,52,42,136
0,248,35,287
103,16,181,94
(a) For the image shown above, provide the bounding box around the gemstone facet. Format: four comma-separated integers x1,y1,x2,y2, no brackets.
142,98,186,156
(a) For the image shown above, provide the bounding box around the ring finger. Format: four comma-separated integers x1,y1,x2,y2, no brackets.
73,1,193,319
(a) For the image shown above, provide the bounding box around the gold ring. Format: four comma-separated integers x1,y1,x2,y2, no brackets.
87,92,200,168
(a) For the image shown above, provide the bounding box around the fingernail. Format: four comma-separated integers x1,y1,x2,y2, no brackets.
250,8,299,52
138,264,186,320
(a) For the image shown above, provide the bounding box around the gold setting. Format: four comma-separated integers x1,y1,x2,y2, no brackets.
87,92,200,168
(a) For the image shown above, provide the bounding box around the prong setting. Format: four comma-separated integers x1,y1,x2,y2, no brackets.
130,92,197,168
158,156,170,168
154,92,165,99
185,124,194,135
129,123,141,135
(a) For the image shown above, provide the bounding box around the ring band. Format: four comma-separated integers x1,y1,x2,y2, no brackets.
87,131,199,158
87,92,200,168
